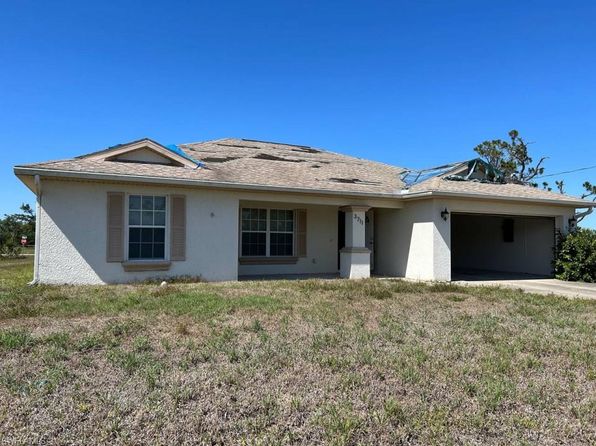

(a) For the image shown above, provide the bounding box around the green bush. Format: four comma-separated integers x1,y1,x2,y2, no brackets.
554,228,596,282
0,240,22,259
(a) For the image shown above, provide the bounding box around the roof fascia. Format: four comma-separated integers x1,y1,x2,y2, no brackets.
401,190,595,208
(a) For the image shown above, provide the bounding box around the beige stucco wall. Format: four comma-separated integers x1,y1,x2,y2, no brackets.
375,200,449,280
34,176,406,284
37,180,240,284
35,176,580,284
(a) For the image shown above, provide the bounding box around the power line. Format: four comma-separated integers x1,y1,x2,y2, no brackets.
536,164,596,179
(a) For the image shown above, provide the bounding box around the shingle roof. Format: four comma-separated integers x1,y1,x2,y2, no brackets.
408,175,591,205
17,138,406,196
14,137,594,206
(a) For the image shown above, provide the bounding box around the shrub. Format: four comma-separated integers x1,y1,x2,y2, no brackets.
554,228,596,282
0,240,22,259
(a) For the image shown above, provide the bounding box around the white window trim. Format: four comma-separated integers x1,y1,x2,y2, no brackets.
125,194,170,262
240,207,295,257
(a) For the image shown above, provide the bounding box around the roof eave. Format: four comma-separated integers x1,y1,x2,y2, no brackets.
401,189,594,207
13,166,403,200
15,165,593,208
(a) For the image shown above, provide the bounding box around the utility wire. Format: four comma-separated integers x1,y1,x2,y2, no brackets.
536,164,596,179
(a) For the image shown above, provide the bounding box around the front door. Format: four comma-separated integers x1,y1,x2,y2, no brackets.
337,210,345,270
365,210,374,271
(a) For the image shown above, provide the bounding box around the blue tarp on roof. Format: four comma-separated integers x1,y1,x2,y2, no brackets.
400,163,461,188
165,144,203,167
400,158,504,188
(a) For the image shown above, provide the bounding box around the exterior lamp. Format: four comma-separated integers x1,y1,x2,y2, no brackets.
440,208,450,221
568,216,577,231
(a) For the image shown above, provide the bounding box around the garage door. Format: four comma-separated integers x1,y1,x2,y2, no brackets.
451,214,555,277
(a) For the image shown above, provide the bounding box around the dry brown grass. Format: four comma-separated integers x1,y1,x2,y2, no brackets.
0,259,594,445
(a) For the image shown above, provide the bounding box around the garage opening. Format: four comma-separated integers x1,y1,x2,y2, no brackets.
451,213,556,280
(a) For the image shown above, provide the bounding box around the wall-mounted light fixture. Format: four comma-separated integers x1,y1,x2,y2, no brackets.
568,216,577,231
440,208,450,221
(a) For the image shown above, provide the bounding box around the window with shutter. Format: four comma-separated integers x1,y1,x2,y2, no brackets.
128,195,167,260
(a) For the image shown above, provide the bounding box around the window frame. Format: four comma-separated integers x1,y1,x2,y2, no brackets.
240,207,295,258
125,194,170,261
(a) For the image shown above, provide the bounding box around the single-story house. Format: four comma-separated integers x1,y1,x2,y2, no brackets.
14,138,594,284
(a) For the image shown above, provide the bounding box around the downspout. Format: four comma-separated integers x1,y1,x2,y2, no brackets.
30,175,42,285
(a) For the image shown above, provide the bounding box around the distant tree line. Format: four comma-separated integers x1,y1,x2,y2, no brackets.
0,204,35,257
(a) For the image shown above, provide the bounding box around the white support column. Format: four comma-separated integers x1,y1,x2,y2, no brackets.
339,205,371,279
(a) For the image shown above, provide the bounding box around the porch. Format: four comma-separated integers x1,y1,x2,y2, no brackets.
237,199,389,280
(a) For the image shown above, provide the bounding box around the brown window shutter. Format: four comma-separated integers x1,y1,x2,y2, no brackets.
296,209,307,257
106,192,124,262
170,195,186,261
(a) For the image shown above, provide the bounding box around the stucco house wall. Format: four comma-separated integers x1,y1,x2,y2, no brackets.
35,177,404,284
375,200,449,280
37,180,239,284
35,177,581,285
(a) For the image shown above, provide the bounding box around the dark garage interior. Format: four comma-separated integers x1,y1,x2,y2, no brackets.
451,213,556,280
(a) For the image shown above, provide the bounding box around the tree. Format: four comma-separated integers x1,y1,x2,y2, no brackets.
582,181,596,201
473,129,547,186
575,181,596,223
0,203,36,250
474,130,594,227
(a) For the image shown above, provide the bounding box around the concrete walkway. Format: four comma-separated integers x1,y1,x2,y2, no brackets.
453,272,596,299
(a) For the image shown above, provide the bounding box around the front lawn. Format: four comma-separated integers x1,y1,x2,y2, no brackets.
0,258,594,445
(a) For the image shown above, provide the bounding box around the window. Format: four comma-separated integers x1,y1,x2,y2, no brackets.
241,208,267,256
128,195,166,259
241,208,294,257
270,209,294,256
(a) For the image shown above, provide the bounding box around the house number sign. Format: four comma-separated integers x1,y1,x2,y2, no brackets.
353,214,364,225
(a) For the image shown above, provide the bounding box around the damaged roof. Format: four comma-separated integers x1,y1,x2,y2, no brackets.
14,137,594,206
16,138,405,196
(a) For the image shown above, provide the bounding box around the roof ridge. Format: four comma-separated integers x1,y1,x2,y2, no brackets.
240,138,312,149
178,137,235,146
180,138,406,171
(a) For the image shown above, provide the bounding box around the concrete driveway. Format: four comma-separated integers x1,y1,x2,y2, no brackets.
453,271,596,299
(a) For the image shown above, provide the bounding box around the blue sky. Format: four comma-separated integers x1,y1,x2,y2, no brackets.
1,0,595,227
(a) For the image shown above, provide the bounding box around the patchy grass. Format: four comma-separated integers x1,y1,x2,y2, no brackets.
0,257,594,444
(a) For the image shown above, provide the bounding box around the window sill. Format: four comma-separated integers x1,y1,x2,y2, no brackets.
239,257,298,265
122,260,172,272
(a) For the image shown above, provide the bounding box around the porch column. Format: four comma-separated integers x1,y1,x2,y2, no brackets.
339,205,370,279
